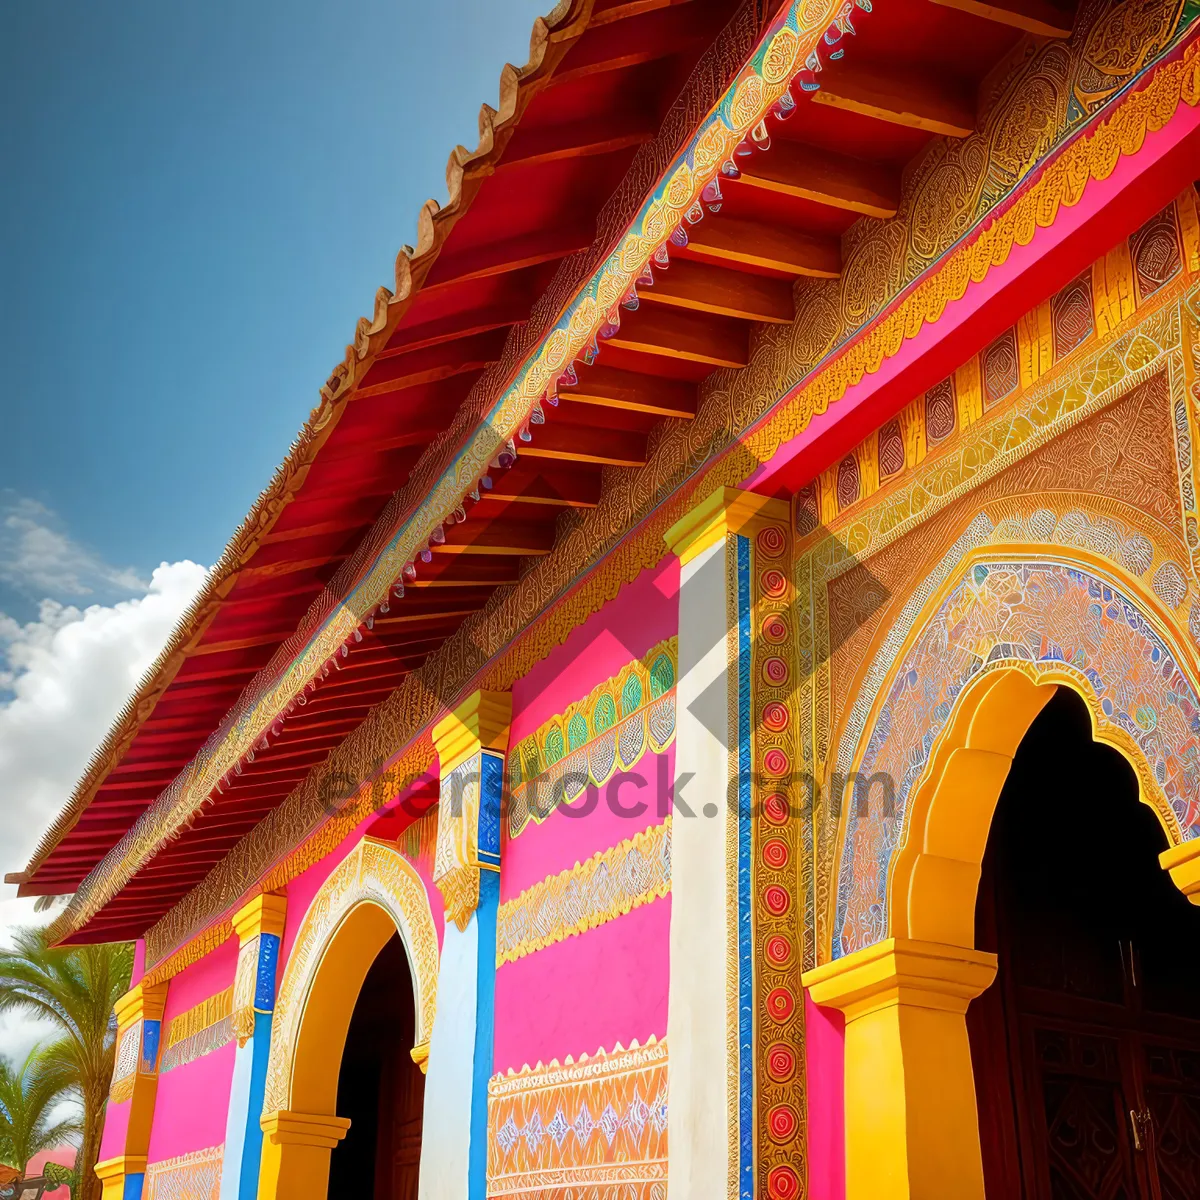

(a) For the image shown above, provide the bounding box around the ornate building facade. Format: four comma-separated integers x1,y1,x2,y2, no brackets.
12,0,1200,1197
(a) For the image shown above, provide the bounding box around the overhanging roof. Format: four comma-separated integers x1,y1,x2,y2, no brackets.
17,0,1182,946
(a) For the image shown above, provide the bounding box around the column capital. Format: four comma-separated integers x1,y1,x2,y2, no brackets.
96,1154,147,1200
803,937,997,1020
433,689,512,774
114,981,169,1032
1160,839,1200,903
664,486,789,565
95,1156,148,1180
260,1110,351,1150
232,891,287,943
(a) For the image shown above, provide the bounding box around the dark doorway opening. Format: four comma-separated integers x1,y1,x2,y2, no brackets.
328,933,425,1200
970,686,1200,1198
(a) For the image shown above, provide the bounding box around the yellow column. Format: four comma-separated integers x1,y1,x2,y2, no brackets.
257,1112,350,1200
96,981,169,1198
803,939,997,1200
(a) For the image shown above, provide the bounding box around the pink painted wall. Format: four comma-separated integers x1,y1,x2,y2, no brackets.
496,559,679,1068
97,1096,131,1163
148,1042,237,1163
504,557,679,898
147,936,240,1163
494,898,669,1073
805,993,846,1200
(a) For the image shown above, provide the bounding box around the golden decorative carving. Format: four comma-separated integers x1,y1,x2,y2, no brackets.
143,1145,223,1200
488,1038,667,1199
496,821,671,966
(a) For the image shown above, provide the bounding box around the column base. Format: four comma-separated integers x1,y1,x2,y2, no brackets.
257,1111,350,1200
804,939,997,1200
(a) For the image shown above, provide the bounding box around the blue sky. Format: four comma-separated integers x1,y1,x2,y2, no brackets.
0,0,554,1052
1,0,550,622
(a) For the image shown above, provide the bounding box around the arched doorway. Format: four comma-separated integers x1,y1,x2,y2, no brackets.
259,838,439,1200
329,934,425,1200
969,687,1200,1199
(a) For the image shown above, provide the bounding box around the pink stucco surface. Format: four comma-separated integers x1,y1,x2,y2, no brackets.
493,896,669,1072
161,936,239,1017
147,1041,236,1162
509,557,679,747
494,562,677,1070
144,935,240,1161
805,992,846,1200
503,749,672,900
97,1097,130,1163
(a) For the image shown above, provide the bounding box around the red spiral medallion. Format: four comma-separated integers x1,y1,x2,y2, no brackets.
768,1164,801,1199
767,1104,800,1144
763,884,791,916
766,986,796,1022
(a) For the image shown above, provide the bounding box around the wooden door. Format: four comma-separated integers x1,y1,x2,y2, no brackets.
967,690,1200,1200
388,1050,424,1200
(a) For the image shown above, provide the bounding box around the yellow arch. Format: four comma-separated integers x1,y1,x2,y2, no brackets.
258,837,439,1200
887,663,1195,949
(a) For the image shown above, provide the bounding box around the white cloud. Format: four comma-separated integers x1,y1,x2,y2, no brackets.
0,494,147,598
0,558,208,1062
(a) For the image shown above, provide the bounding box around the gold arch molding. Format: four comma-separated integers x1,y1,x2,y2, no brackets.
263,836,439,1116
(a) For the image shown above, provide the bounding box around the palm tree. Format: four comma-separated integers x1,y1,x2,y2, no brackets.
0,1044,80,1178
0,931,132,1200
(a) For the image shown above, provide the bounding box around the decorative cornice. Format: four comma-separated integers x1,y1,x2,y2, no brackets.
803,938,998,1020
664,486,789,564
260,1110,350,1149
1161,839,1200,902
95,1156,148,1180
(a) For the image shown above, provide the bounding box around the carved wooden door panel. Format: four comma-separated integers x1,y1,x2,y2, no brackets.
389,1055,425,1200
1015,1020,1146,1200
1140,1040,1200,1200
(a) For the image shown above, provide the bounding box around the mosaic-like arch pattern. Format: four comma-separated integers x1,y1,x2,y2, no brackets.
263,837,439,1113
834,556,1200,959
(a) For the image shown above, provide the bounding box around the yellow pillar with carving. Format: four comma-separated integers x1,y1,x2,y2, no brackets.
95,981,168,1199
804,939,997,1200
